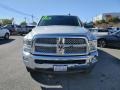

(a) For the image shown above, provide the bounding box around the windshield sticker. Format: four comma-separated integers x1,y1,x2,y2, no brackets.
42,16,52,20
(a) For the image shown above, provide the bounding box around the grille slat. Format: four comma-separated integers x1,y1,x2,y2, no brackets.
65,38,86,44
65,46,87,54
35,59,86,64
34,37,87,55
35,38,57,44
35,46,56,53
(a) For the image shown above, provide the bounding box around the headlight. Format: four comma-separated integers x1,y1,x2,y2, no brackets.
23,39,32,53
89,40,97,52
24,39,32,46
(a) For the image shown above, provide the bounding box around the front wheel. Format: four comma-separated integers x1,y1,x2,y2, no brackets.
4,33,9,39
82,68,92,74
26,67,34,72
19,33,23,36
98,39,107,48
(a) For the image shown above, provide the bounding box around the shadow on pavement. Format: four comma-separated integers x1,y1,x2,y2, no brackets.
0,39,15,45
30,49,120,90
107,46,120,50
98,46,120,50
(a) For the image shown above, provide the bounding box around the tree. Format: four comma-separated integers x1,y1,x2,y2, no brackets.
95,19,107,25
95,21,101,25
100,20,106,23
20,21,27,26
30,21,37,25
108,17,120,23
1,19,12,25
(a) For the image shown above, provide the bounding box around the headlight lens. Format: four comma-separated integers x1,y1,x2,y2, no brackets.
24,39,32,46
89,40,97,52
23,39,32,53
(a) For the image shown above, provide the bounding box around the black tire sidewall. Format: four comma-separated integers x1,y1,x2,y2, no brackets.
4,33,9,39
99,39,107,48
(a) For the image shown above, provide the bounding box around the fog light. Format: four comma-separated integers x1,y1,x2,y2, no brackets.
86,59,90,64
91,57,97,63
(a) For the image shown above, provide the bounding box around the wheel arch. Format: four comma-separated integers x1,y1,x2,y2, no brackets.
98,38,108,47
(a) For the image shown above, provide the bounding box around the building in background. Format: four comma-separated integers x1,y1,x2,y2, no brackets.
93,12,120,22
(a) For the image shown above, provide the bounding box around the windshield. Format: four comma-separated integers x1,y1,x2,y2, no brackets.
38,16,80,26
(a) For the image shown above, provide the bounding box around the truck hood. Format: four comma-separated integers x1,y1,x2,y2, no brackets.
32,26,88,34
24,26,96,40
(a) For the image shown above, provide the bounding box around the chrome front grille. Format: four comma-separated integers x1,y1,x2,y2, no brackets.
65,38,86,44
35,46,56,53
33,37,88,56
65,46,87,54
35,38,57,44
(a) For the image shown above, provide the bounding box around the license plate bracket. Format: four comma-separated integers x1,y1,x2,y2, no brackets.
53,65,67,71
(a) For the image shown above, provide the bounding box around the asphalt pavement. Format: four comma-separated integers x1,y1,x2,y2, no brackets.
0,36,120,90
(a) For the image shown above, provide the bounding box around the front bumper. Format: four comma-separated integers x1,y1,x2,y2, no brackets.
23,51,98,72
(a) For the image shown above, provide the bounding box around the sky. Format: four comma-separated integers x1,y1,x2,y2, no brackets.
0,0,119,24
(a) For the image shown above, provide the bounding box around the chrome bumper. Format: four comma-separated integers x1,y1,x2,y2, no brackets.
23,51,98,72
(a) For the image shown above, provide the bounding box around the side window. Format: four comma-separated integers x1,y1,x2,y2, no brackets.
77,17,82,27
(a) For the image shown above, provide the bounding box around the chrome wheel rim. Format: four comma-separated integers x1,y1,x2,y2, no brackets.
100,40,106,48
5,34,9,39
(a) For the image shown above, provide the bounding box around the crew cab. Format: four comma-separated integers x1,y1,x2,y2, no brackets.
0,26,10,39
23,15,98,73
98,30,120,48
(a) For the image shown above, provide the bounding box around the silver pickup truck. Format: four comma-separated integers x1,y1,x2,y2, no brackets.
23,15,98,73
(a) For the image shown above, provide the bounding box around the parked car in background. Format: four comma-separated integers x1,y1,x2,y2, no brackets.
17,25,35,35
89,28,108,39
0,26,10,39
98,30,120,48
26,25,35,32
3,24,17,35
108,27,120,35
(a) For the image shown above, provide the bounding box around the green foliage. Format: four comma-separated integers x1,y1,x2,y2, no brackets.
108,17,120,23
95,21,101,24
95,17,120,25
101,20,106,23
31,21,37,25
96,20,106,24
0,19,12,25
20,21,27,26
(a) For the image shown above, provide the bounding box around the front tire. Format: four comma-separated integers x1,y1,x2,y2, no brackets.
82,68,92,74
98,39,107,48
20,33,23,36
4,33,9,39
26,67,34,72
